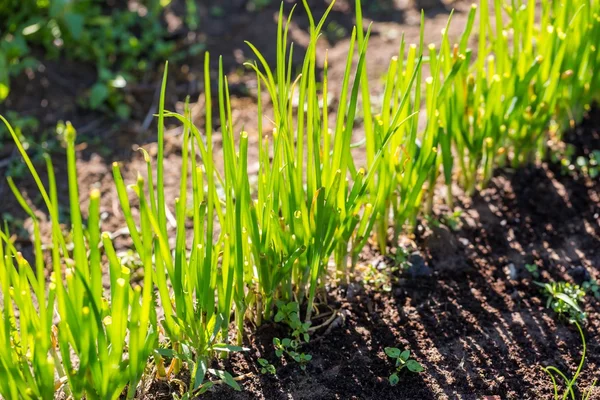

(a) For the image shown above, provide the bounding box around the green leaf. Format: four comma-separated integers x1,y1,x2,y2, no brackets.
0,54,9,102
389,373,399,386
154,348,177,358
274,311,285,322
89,83,109,109
197,381,214,394
209,369,241,391
385,347,401,359
406,359,424,373
400,350,410,362
555,293,583,314
64,12,85,39
193,360,207,390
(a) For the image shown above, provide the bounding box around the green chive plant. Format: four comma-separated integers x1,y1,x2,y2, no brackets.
438,0,600,198
0,118,156,399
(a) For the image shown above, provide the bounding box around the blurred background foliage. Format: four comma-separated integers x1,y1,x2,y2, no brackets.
0,0,183,117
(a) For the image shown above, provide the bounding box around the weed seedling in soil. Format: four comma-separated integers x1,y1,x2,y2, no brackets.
582,280,600,300
258,358,276,375
273,301,313,370
556,144,600,179
384,347,424,385
364,263,396,292
441,210,463,231
538,281,587,322
424,209,463,231
525,263,540,280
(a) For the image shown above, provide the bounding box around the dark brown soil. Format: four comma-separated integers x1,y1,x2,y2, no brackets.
143,109,600,400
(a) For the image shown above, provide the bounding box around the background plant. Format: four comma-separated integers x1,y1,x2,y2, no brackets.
0,0,186,118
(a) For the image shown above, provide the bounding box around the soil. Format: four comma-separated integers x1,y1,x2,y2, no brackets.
1,1,599,400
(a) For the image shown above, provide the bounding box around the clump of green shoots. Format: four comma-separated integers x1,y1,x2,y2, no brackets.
438,0,600,199
0,118,156,399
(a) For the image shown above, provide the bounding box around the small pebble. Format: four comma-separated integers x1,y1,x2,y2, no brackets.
406,251,433,278
505,263,519,280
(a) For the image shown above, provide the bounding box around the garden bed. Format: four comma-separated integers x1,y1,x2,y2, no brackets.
145,110,600,399
1,1,599,399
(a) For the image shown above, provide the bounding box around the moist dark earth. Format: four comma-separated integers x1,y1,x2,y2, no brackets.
1,1,599,399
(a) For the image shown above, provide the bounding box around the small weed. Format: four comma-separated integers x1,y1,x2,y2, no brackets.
424,209,463,231
582,279,600,300
557,144,600,179
384,347,424,385
525,263,540,280
441,210,463,231
364,264,396,292
257,358,276,375
273,301,312,371
538,281,586,322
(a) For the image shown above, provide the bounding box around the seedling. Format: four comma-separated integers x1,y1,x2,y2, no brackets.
525,263,540,280
273,337,313,371
385,347,424,385
582,279,600,300
275,301,311,344
538,281,586,322
424,210,463,231
441,210,463,231
364,264,395,292
558,147,600,179
257,358,276,375
273,301,313,370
